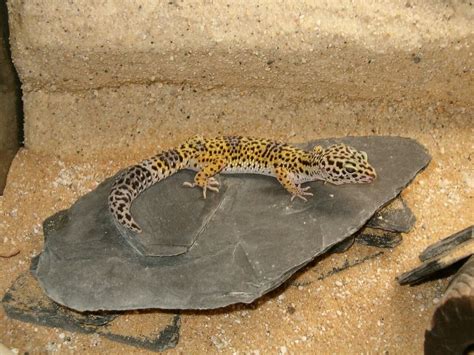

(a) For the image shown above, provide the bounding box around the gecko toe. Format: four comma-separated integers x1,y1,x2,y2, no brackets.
207,186,220,193
291,189,313,202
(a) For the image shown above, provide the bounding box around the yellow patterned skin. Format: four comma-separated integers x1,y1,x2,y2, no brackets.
108,136,377,233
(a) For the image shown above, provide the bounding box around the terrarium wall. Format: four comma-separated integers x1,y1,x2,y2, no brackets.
6,0,473,159
0,1,20,193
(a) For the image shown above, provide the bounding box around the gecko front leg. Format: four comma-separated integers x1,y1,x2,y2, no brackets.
183,158,227,198
274,166,314,201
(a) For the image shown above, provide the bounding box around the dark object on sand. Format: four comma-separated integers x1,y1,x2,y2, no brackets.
0,0,22,196
398,226,474,354
425,255,474,354
397,225,473,285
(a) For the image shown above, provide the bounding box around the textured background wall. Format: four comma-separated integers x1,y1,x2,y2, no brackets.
6,0,474,157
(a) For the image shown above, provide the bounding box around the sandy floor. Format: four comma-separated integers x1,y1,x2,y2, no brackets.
0,99,472,353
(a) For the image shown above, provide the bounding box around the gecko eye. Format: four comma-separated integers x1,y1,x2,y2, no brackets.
344,163,357,173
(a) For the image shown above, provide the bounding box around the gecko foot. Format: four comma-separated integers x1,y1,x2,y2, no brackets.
290,185,313,202
183,177,220,199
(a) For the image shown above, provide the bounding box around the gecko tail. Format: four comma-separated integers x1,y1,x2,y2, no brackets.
108,163,157,234
108,147,190,233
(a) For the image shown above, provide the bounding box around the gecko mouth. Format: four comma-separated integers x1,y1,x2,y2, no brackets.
360,173,376,183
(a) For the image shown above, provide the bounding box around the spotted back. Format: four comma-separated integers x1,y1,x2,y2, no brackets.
315,143,376,185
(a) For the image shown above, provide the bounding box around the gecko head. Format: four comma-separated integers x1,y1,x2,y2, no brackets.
313,143,377,185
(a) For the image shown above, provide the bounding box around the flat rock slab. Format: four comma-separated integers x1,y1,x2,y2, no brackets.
366,196,416,233
2,271,180,352
335,196,415,252
33,136,430,311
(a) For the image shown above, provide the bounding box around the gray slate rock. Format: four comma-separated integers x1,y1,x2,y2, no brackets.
33,136,430,311
366,197,416,233
356,228,403,249
2,271,180,352
333,196,416,253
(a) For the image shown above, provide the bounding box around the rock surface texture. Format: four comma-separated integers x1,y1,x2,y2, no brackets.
33,136,430,311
